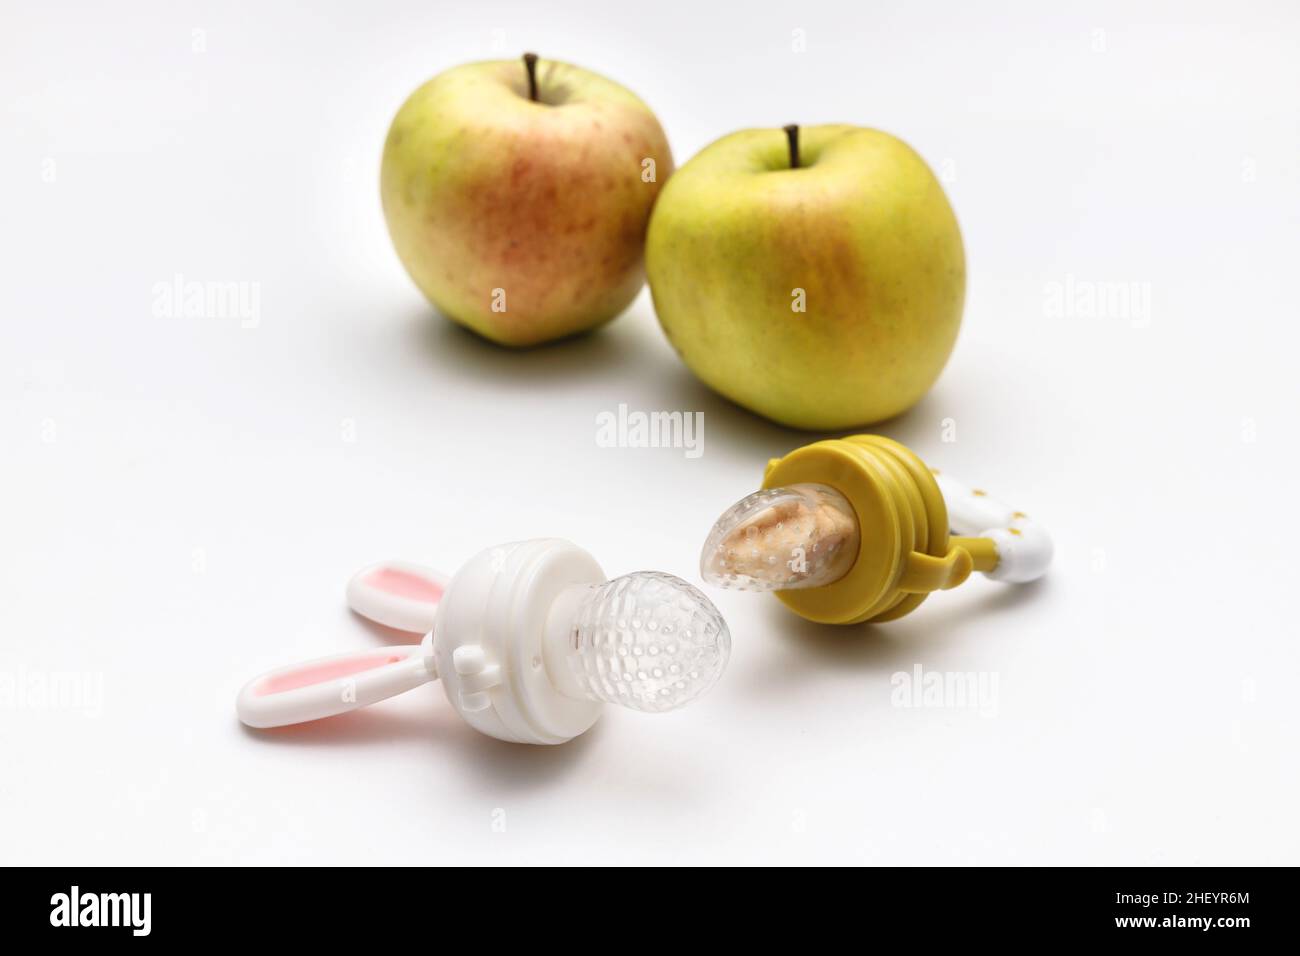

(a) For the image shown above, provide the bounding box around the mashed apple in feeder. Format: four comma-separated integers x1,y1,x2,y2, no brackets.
700,483,860,592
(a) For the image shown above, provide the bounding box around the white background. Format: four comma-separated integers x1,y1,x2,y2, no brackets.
3,0,1297,865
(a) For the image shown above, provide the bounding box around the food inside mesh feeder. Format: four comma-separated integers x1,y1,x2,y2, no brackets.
700,483,860,592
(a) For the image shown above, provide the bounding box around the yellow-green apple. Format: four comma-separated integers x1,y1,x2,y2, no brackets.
381,54,673,346
646,124,964,429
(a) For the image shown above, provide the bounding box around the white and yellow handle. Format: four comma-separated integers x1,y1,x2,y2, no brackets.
933,471,1052,584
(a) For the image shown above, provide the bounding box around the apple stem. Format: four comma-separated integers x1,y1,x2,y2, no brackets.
523,52,539,102
783,124,800,169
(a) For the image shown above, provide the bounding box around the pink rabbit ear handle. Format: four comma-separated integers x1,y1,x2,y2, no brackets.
346,560,448,633
236,638,436,729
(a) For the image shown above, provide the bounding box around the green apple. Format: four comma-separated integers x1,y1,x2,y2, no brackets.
646,124,964,429
381,54,673,347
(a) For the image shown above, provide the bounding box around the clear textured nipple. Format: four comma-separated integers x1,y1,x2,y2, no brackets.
561,572,730,713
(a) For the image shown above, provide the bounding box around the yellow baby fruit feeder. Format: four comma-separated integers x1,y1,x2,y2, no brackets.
700,435,1051,625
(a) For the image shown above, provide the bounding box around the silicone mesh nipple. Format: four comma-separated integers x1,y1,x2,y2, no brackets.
700,483,860,591
561,572,730,714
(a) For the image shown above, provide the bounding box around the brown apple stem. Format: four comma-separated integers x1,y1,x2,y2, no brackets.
523,52,539,102
783,124,800,169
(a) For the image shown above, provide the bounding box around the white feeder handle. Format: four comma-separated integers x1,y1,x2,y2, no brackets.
345,560,448,633
933,471,1053,584
236,636,437,729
